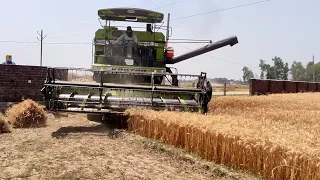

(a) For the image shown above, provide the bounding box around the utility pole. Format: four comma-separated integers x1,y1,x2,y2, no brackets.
37,29,47,66
313,55,315,81
165,13,170,49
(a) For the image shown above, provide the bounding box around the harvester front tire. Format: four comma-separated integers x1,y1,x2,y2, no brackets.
87,114,103,122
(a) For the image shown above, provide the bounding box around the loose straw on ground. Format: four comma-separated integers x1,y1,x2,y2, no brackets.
0,112,12,134
5,99,48,128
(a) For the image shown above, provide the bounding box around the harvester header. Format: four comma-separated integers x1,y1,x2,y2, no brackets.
41,7,239,121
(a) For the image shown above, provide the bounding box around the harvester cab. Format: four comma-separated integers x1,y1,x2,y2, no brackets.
92,8,169,85
41,8,239,118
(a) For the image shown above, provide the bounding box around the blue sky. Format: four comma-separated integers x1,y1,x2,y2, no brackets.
0,0,319,80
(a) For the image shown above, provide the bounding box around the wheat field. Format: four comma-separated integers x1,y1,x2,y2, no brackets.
126,93,320,180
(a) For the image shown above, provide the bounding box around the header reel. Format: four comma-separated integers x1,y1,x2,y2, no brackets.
41,67,213,114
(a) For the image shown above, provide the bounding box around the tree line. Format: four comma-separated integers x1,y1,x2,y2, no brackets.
242,56,317,82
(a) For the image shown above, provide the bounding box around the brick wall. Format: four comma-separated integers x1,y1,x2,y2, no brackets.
0,65,47,102
250,79,269,95
250,78,320,95
0,65,69,103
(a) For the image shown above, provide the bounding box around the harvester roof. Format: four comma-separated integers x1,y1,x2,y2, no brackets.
98,8,164,23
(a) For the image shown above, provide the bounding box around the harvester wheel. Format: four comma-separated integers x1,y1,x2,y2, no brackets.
87,113,103,122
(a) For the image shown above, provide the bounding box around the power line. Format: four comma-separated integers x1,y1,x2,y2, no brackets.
44,0,270,38
0,40,38,44
46,0,270,35
167,0,271,22
44,0,191,38
47,0,155,30
46,34,94,39
130,0,154,7
47,23,99,36
0,40,91,45
153,0,190,9
46,0,190,35
18,44,32,52
44,42,91,45
48,16,97,29
1,40,259,68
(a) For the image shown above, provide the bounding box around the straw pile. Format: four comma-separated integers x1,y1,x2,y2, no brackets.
0,112,12,134
125,93,320,180
5,99,48,128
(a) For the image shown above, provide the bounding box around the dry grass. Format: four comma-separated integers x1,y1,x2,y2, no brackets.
5,99,48,128
0,113,12,134
125,92,320,180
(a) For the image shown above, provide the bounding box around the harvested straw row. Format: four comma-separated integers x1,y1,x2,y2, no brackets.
126,109,320,180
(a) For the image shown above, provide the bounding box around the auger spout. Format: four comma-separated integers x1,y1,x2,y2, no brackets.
167,36,238,64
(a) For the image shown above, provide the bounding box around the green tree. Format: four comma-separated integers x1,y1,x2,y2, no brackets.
283,62,289,80
271,56,289,80
259,59,270,79
259,56,289,80
266,66,276,79
290,61,307,81
242,66,254,83
306,61,320,81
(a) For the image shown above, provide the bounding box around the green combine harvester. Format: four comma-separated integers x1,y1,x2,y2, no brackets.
41,8,238,120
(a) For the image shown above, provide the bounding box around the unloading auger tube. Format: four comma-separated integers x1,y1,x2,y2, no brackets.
41,68,213,114
166,36,239,64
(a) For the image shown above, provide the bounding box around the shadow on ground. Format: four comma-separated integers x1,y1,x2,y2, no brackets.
51,123,125,139
51,113,129,139
48,111,74,119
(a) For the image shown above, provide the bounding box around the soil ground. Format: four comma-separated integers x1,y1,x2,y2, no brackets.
0,113,258,180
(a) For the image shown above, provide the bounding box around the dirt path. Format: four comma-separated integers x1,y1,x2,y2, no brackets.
0,113,258,180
